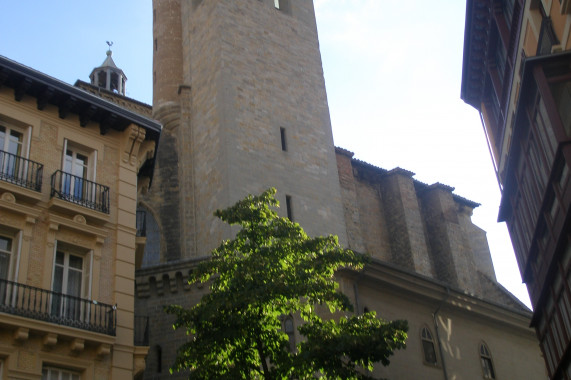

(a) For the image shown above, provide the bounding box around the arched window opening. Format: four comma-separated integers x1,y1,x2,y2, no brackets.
480,343,496,379
137,206,161,267
421,327,437,365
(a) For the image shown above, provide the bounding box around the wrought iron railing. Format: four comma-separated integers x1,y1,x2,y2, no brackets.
0,150,43,192
134,315,149,346
50,170,110,213
0,278,116,335
136,210,147,237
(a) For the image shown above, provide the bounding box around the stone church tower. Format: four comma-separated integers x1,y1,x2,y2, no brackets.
142,0,346,264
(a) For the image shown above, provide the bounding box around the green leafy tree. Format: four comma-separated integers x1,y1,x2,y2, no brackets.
166,188,407,379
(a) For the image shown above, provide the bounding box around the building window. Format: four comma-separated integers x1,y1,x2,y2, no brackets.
42,366,80,380
156,345,162,373
0,122,30,181
0,124,23,158
273,0,290,13
280,127,287,151
480,343,496,379
51,242,91,320
137,206,161,268
0,235,15,284
285,195,293,221
63,142,92,200
283,316,295,352
421,327,437,365
56,139,104,211
0,229,21,307
0,229,20,280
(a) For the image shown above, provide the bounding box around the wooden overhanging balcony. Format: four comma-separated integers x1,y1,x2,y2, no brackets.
50,170,110,214
0,278,116,336
0,149,43,192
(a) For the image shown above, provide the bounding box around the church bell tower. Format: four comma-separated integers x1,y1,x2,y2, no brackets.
144,0,347,262
89,43,127,95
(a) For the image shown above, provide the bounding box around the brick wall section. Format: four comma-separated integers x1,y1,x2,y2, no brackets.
458,206,497,281
354,175,392,263
379,170,433,277
177,0,348,257
141,124,182,262
335,150,504,299
419,186,481,294
136,263,205,380
335,149,365,253
153,0,184,107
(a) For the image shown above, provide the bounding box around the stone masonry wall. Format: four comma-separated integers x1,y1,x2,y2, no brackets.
179,0,348,257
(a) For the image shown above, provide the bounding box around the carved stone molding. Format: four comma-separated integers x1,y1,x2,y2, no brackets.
42,333,58,348
73,214,87,225
70,338,85,353
13,327,29,342
96,343,111,358
1,191,16,203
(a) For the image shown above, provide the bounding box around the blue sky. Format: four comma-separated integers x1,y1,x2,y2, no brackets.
0,0,530,306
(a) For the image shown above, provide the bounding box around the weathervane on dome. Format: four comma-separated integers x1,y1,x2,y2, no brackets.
106,41,113,52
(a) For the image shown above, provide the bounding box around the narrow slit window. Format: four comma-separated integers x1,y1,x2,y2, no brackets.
284,316,295,352
286,195,293,221
274,0,280,9
280,127,287,151
157,345,162,373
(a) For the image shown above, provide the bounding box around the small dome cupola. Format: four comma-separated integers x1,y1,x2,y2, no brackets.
89,41,127,95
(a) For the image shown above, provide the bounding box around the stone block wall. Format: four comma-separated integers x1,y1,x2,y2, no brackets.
335,148,502,300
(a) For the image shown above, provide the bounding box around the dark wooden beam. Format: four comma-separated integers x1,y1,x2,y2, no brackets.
79,105,98,127
100,113,118,135
14,78,32,101
37,86,55,110
58,96,78,119
0,68,8,88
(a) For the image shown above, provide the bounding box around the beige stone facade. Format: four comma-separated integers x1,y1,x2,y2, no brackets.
0,57,160,379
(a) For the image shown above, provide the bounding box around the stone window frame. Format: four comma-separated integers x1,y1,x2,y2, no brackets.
42,365,81,380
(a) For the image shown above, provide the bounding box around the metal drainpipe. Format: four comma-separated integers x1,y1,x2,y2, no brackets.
433,287,450,380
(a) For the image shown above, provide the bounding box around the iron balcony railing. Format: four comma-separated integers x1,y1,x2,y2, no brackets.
134,315,149,346
50,170,110,214
0,278,116,335
136,210,147,237
0,150,43,192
